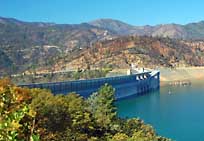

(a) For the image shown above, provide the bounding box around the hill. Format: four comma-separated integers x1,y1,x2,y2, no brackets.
0,17,115,75
53,36,204,71
1,17,204,76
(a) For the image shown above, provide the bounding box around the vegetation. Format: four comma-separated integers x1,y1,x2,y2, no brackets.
0,78,170,141
0,78,39,141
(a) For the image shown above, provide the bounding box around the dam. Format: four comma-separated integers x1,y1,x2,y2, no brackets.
19,70,160,99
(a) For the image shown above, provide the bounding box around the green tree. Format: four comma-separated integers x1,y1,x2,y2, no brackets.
87,84,116,130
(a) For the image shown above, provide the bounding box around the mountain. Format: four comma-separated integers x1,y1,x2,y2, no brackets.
0,17,115,75
1,17,204,76
0,17,115,50
89,19,138,35
184,21,204,39
89,19,204,39
89,19,154,36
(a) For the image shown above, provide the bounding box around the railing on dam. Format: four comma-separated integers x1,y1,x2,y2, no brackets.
19,70,160,99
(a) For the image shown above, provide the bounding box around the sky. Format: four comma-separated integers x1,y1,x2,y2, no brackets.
0,0,204,26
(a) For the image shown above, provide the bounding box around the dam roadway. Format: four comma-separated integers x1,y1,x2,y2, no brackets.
19,70,160,100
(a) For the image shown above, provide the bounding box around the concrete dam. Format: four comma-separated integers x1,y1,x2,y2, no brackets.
19,70,160,99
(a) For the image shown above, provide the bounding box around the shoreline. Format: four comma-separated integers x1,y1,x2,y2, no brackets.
160,67,204,86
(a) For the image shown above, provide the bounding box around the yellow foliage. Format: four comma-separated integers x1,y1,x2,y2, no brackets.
112,133,129,141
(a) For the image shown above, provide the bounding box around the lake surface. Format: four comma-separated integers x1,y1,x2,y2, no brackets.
116,81,204,141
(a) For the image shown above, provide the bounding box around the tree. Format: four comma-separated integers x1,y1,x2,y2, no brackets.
31,91,94,140
30,90,72,140
0,78,38,141
87,84,116,130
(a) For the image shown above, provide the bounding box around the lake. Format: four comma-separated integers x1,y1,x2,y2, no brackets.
116,80,204,141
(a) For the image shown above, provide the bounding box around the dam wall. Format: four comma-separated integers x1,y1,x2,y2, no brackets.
19,71,160,99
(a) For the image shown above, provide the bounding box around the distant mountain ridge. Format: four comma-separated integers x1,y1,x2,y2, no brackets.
89,19,204,39
2,17,204,40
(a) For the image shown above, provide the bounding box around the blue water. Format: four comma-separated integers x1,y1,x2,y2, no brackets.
116,81,204,141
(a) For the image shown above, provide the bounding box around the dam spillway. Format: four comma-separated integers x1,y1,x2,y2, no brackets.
19,70,160,100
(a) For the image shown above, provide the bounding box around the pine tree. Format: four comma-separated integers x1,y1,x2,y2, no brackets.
87,84,116,130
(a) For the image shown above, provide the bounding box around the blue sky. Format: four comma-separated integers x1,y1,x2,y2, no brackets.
0,0,203,25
